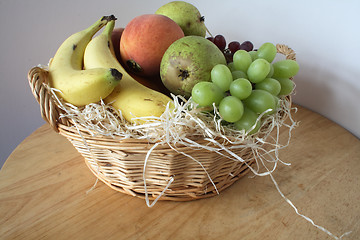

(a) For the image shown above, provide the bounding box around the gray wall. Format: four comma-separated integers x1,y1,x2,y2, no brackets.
1,0,359,167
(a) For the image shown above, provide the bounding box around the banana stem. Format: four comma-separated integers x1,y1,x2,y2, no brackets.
102,19,115,37
101,15,117,22
86,15,116,36
102,19,116,55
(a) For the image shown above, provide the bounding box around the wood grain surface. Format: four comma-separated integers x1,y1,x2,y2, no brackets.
0,105,359,240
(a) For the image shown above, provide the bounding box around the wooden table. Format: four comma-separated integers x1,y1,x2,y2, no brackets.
1,105,359,240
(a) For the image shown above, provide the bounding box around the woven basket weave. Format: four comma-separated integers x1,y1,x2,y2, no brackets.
28,44,296,201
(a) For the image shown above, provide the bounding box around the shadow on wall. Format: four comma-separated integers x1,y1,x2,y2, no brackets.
292,59,360,138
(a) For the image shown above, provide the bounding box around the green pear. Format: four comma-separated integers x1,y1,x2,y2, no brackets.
155,1,207,37
160,36,226,97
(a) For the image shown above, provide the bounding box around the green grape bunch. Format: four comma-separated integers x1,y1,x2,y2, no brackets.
191,40,299,135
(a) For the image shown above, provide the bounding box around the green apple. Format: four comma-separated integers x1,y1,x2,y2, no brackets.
155,1,207,37
160,36,226,97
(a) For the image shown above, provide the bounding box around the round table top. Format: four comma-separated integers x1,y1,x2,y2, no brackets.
1,105,359,240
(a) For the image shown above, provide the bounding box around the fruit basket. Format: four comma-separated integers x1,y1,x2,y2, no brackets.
28,43,296,202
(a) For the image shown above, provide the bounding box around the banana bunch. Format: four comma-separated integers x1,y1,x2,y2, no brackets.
48,15,122,106
48,15,173,124
83,19,173,123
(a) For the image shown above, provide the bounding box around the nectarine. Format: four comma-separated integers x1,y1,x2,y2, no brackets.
119,14,184,76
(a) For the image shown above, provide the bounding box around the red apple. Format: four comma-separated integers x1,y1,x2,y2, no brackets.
119,14,184,76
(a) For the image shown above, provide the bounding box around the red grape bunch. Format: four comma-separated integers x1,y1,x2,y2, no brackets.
207,35,254,62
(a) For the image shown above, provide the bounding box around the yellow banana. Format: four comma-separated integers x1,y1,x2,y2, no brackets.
48,15,122,106
83,19,173,123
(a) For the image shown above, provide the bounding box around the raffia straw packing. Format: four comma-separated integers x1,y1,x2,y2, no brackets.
51,82,298,188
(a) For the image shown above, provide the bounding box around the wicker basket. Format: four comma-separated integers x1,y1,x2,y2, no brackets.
28,44,296,202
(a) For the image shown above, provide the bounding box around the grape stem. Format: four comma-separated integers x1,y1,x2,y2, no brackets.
205,24,213,38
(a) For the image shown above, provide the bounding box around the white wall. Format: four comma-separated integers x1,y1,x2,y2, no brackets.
1,0,359,168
